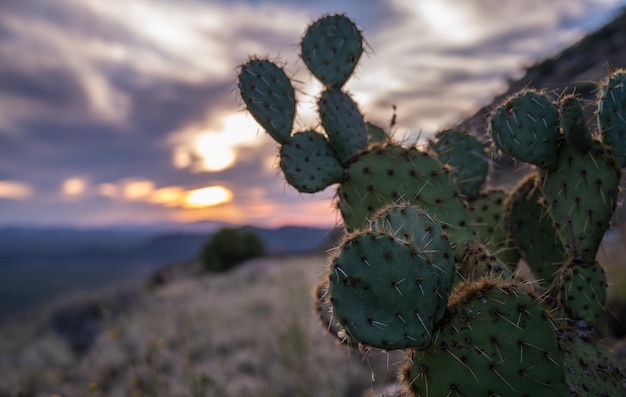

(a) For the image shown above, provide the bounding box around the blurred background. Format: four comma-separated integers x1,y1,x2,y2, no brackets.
1,1,626,396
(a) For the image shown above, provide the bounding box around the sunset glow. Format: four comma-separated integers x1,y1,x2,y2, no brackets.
183,186,233,208
0,181,33,200
123,180,155,200
61,177,87,197
173,112,264,173
413,1,482,45
193,133,237,172
2,0,624,227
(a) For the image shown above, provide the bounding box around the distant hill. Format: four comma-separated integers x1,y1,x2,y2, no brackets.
0,223,331,325
459,7,626,139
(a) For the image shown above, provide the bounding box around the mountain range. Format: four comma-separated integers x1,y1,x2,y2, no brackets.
0,223,332,325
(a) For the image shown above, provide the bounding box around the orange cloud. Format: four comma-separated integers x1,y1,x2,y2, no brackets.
170,112,266,173
172,194,338,228
122,179,155,200
183,186,233,208
0,181,34,200
61,177,87,197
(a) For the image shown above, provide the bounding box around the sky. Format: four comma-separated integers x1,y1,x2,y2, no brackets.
1,0,625,229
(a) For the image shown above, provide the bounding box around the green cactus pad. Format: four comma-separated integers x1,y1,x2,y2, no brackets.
430,129,489,199
489,90,560,169
313,278,360,347
539,138,620,263
556,260,607,326
318,88,368,163
456,240,514,282
366,122,389,144
300,14,363,89
238,59,295,144
467,189,520,267
337,143,476,259
370,204,455,324
505,174,564,286
560,94,592,152
559,329,626,396
328,231,440,350
598,69,626,167
279,130,344,193
401,279,568,397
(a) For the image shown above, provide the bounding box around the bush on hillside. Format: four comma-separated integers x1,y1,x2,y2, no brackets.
200,227,265,272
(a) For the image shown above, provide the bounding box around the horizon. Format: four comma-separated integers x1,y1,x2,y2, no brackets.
2,0,626,228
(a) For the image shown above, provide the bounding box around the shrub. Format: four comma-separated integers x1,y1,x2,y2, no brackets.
200,227,265,272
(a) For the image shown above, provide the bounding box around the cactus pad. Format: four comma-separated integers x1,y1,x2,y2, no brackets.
539,139,620,263
313,278,360,347
489,90,560,169
467,189,520,267
337,144,476,258
560,94,592,152
430,129,489,199
279,130,344,193
366,122,389,144
370,204,455,324
456,240,514,281
238,59,295,144
560,330,626,396
505,174,564,286
598,69,626,167
328,231,440,349
300,14,363,89
318,88,368,163
401,279,568,397
555,260,607,326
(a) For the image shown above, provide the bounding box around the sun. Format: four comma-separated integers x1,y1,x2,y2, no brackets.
183,186,233,208
174,113,264,173
194,134,237,171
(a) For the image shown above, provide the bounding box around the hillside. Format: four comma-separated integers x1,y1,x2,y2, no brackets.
460,7,626,137
0,254,400,397
0,225,331,325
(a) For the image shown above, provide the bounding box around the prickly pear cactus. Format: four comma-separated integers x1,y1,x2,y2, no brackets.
401,279,569,397
328,230,440,350
237,13,626,397
489,90,560,169
560,329,626,396
560,94,592,152
539,138,620,264
370,204,455,324
318,88,368,163
598,69,626,167
300,14,363,89
430,128,489,200
467,188,520,267
505,174,564,286
337,144,476,257
279,130,343,193
238,58,295,144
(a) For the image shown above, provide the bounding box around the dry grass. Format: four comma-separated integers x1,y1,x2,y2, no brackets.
0,254,402,397
3,232,623,397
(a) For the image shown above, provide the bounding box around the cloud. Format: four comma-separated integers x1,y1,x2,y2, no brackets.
61,177,88,197
169,112,268,173
1,0,625,226
344,0,626,136
0,181,34,200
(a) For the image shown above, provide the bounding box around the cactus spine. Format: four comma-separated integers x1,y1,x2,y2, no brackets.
237,14,626,396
